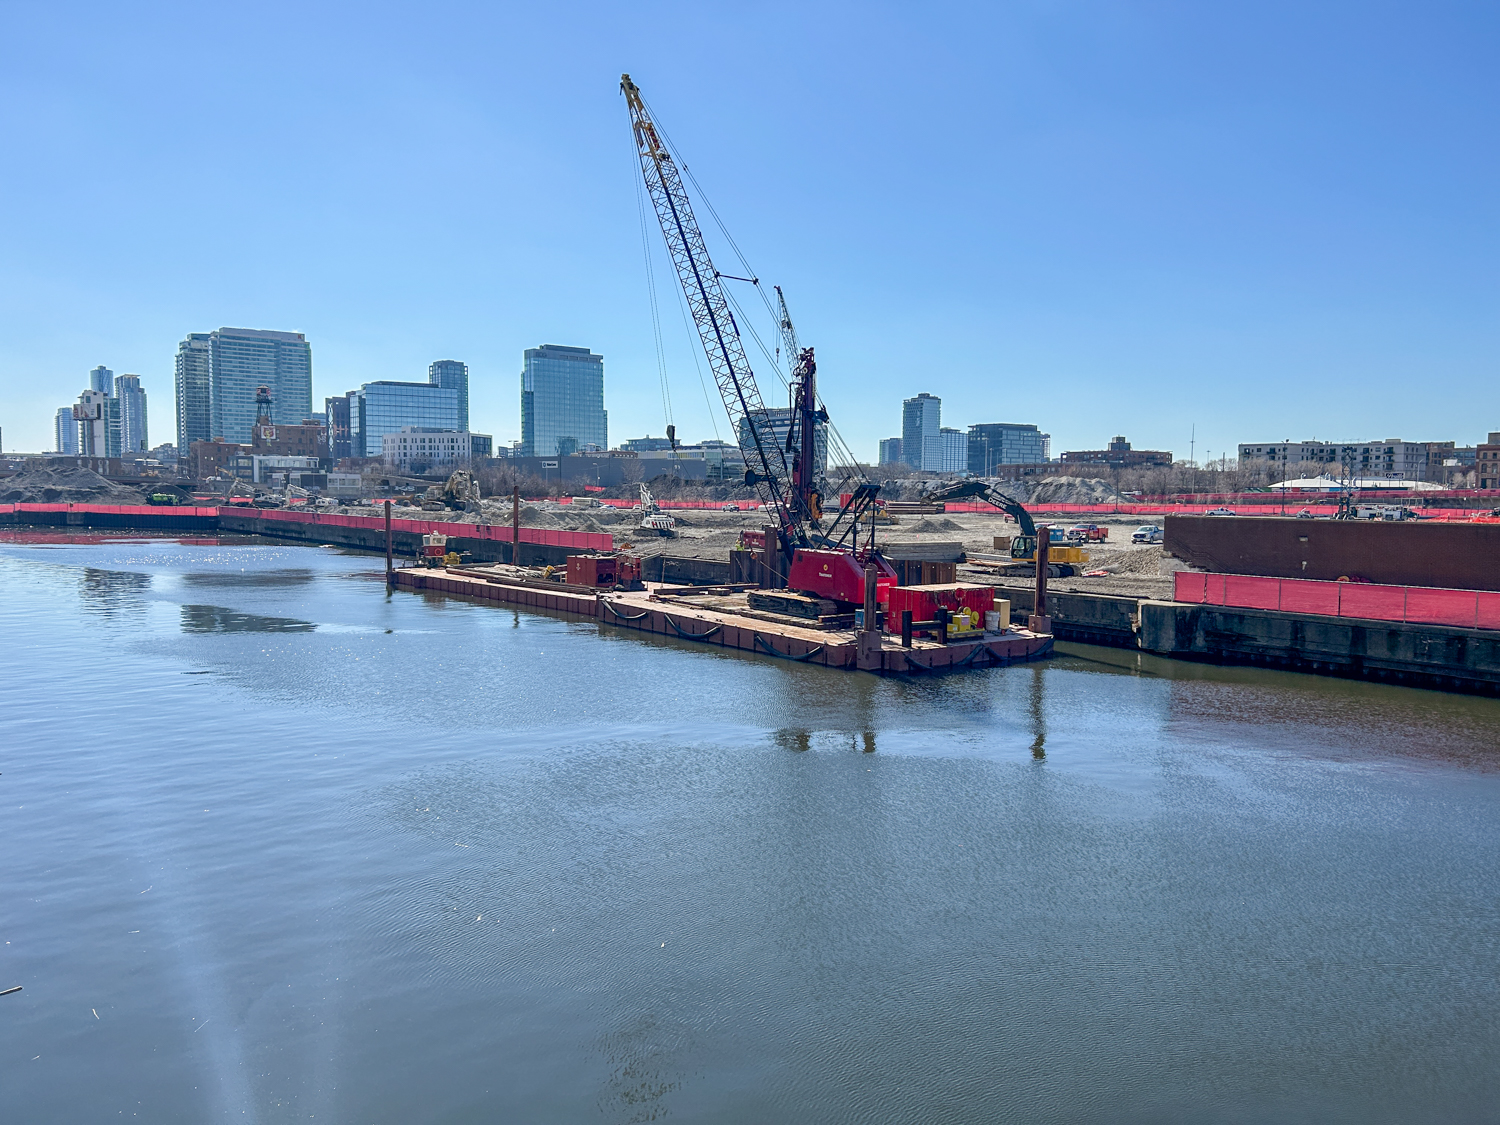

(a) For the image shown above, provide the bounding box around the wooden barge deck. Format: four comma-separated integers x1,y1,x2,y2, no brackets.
392,565,1052,674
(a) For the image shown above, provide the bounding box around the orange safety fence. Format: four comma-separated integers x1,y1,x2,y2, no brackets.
1174,571,1500,630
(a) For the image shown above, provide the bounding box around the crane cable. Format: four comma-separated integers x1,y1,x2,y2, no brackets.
632,165,674,433
642,94,868,487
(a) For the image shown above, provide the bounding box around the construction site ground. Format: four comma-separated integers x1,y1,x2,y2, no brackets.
619,508,1175,601
333,499,1175,601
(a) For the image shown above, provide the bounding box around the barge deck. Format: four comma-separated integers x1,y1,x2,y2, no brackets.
392,565,1052,674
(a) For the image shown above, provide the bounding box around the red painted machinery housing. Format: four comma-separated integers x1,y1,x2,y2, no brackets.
787,549,898,606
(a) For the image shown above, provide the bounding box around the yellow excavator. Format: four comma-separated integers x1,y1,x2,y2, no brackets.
918,480,1081,577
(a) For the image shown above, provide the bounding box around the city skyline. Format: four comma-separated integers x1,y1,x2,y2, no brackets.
2,4,1494,457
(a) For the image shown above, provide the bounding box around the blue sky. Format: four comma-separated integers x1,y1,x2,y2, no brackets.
1,1,1495,462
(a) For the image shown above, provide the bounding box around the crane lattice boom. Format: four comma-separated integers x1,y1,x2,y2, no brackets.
621,74,800,549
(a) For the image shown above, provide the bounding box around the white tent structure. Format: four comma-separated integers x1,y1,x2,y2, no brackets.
1269,476,1443,492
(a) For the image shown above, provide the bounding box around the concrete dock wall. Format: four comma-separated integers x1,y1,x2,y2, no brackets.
999,588,1141,646
1139,600,1500,694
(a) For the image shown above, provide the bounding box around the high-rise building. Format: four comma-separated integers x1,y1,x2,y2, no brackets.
736,407,828,479
114,374,148,455
878,437,903,465
186,327,314,445
901,393,942,471
74,389,121,457
175,333,212,452
428,360,470,432
940,427,968,474
89,365,114,395
350,382,460,458
325,394,354,460
520,345,607,457
966,423,1051,474
54,407,79,455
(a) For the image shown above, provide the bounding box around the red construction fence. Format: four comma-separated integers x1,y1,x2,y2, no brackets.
1,502,223,517
0,503,615,553
1174,571,1500,630
236,507,613,551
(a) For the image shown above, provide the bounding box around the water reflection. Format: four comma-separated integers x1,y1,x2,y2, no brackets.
181,568,318,589
78,566,150,618
180,604,317,634
1029,664,1046,760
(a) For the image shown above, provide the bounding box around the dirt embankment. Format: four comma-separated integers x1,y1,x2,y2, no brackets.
0,465,150,505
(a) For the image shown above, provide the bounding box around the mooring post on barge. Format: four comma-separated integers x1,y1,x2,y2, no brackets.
384,500,393,587
1030,524,1051,634
511,486,520,564
857,562,883,670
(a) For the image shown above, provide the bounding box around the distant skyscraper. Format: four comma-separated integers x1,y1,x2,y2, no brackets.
428,360,470,432
940,427,968,474
175,333,212,452
114,374,148,455
966,423,1050,474
520,345,607,457
878,437,903,465
74,389,121,457
737,407,827,478
902,393,942,471
350,382,460,458
54,407,79,455
176,327,313,445
325,394,354,460
89,365,114,395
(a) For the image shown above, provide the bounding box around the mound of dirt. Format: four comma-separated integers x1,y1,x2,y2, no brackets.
1024,477,1126,505
0,464,146,505
917,516,966,532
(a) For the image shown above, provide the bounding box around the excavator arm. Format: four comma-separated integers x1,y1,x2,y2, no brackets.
918,480,1037,537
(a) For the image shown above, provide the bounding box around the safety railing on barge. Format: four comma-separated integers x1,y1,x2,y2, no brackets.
1174,571,1500,630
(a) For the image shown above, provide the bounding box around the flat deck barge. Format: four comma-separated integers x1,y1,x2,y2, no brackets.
392,565,1052,674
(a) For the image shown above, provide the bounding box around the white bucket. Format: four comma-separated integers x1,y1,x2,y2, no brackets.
984,610,1001,632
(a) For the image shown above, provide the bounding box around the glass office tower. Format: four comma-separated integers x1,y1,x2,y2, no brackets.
325,394,353,460
966,423,1051,474
428,360,470,432
520,345,607,457
205,327,313,444
55,407,79,454
351,382,460,458
902,393,942,470
114,374,148,455
175,334,212,451
89,365,114,395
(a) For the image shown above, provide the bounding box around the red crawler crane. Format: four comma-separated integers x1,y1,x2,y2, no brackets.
621,74,895,617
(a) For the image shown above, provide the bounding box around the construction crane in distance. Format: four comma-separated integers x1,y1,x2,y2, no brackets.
621,73,895,615
774,285,827,527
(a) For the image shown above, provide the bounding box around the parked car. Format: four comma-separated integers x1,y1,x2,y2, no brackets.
1205,507,1236,516
1130,525,1163,544
1066,523,1110,542
720,503,741,511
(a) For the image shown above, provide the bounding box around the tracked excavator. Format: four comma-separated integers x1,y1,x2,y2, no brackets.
918,480,1080,578
622,74,897,619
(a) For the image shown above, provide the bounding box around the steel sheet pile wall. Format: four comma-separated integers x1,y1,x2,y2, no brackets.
246,507,612,551
1175,572,1500,630
1165,514,1500,590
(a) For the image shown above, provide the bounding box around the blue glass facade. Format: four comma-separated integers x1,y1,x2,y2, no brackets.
206,327,313,445
428,360,470,432
175,334,212,451
352,382,460,458
520,345,607,457
902,393,942,470
966,423,1051,474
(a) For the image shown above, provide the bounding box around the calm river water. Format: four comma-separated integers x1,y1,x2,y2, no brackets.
3,534,1499,1123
